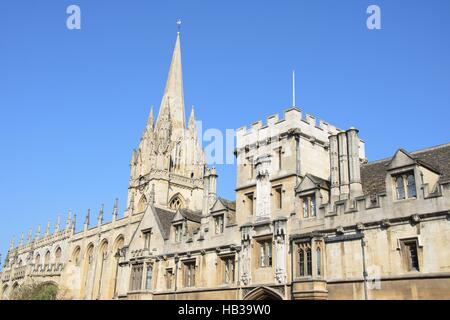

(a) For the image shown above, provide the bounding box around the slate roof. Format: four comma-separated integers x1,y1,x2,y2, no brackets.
179,208,202,223
153,207,177,240
217,198,236,211
361,142,450,196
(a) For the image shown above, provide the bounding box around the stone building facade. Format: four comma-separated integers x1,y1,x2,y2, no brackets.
1,32,449,300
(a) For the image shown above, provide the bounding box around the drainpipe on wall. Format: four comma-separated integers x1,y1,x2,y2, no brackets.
236,249,241,300
360,235,368,300
290,239,294,300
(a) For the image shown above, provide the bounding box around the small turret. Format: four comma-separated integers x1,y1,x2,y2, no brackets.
112,198,118,222
27,228,32,244
35,225,41,241
19,233,24,247
55,215,61,233
66,210,73,230
84,209,91,231
72,214,77,232
9,236,15,251
98,204,104,226
45,220,51,237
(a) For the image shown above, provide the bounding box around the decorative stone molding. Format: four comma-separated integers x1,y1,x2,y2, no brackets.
381,219,391,229
410,214,421,225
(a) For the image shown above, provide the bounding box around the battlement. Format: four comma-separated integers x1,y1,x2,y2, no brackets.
236,107,342,148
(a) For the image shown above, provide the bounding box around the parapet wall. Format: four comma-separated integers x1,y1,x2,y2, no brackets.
236,107,342,149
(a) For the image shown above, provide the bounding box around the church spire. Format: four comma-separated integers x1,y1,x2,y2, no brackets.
188,105,196,130
156,31,185,133
146,105,154,132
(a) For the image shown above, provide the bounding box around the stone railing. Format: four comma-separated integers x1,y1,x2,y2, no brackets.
12,266,27,280
1,270,11,281
30,263,64,276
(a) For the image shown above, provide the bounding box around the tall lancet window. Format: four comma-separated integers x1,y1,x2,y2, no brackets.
316,247,321,276
407,174,417,198
396,176,405,199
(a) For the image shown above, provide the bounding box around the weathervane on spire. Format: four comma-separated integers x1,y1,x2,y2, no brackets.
176,19,182,34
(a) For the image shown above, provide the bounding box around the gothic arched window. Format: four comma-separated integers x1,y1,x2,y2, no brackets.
72,247,81,266
35,254,41,270
44,251,51,267
316,247,321,276
137,195,147,212
55,247,62,264
169,195,184,210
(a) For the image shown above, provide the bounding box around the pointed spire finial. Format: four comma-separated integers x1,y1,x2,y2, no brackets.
9,236,15,250
55,215,61,233
27,228,33,244
84,209,91,231
45,219,51,236
188,105,196,129
72,213,77,232
147,105,154,131
176,19,182,34
35,225,41,241
66,210,72,229
98,204,104,226
19,233,24,247
112,198,119,221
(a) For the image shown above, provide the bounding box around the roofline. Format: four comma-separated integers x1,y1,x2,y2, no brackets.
363,141,450,166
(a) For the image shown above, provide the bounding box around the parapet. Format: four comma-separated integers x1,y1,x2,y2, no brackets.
236,107,342,149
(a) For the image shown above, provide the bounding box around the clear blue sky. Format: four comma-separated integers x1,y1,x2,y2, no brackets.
1,0,449,265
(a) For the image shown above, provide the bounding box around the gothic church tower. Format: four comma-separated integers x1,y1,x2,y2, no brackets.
127,32,208,214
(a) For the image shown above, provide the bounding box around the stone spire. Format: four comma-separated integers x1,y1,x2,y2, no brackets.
9,236,15,251
45,220,51,236
98,204,104,226
155,32,186,134
72,214,77,232
84,209,90,231
35,225,41,241
66,210,72,230
55,215,61,233
27,228,32,244
188,105,196,130
146,106,154,132
19,233,24,247
112,198,119,221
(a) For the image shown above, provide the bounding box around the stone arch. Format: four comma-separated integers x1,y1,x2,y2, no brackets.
108,235,125,299
72,246,81,266
137,195,148,212
81,243,95,299
243,286,284,300
11,282,19,295
95,239,109,299
44,250,51,267
34,253,41,270
2,284,9,300
169,193,185,210
54,247,62,265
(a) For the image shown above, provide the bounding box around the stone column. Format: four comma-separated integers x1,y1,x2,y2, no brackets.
337,132,350,199
347,128,363,197
329,135,340,202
